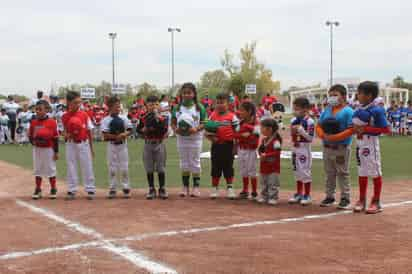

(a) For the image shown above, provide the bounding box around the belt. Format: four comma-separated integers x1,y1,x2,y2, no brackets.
145,139,163,144
110,141,125,145
324,144,348,150
67,139,88,144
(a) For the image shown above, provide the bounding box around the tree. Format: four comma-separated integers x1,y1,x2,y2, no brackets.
198,70,229,98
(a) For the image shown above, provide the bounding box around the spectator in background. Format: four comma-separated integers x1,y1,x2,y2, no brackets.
3,95,20,142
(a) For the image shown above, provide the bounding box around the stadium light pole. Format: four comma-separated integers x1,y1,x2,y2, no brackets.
108,32,117,88
168,27,181,93
326,21,339,87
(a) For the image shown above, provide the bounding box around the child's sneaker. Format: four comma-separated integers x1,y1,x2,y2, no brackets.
257,197,266,203
267,199,278,206
226,188,236,200
320,197,335,207
49,188,57,200
250,192,258,201
146,188,156,200
238,191,249,200
180,186,189,197
288,193,302,204
107,190,117,199
87,192,95,200
337,197,351,210
300,195,312,206
158,188,169,200
32,188,42,200
190,187,200,198
122,189,131,199
65,192,76,201
210,188,219,199
366,200,383,214
353,200,366,213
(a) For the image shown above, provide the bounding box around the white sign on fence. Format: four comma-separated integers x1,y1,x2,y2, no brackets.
200,151,323,160
80,87,96,99
112,84,126,95
245,84,257,94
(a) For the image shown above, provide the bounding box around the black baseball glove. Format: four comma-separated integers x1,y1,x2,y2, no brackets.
321,117,341,135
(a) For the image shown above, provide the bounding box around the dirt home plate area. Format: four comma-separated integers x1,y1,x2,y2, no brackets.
1,161,412,273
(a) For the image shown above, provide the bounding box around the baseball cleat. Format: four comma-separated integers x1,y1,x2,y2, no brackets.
226,187,236,200
32,189,42,200
267,199,278,206
366,200,383,214
87,192,95,200
320,197,336,207
210,188,219,199
180,186,189,197
257,197,267,203
65,192,76,201
288,193,302,204
190,187,200,198
337,198,351,210
353,200,367,213
158,188,169,200
300,195,312,206
146,188,156,200
238,191,249,200
107,190,117,199
250,192,258,201
49,188,57,200
122,189,131,199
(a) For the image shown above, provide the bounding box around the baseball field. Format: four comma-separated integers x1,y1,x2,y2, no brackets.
0,133,411,273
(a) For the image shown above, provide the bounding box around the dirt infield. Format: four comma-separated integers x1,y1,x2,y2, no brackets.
1,160,412,274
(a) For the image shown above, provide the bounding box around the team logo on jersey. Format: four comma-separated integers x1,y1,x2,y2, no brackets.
299,155,307,163
362,148,370,157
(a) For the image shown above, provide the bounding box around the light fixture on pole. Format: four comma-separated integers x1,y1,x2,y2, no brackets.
325,21,339,87
108,32,117,89
168,27,181,93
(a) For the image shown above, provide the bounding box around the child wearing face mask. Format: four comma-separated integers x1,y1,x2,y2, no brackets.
288,97,315,206
316,84,354,210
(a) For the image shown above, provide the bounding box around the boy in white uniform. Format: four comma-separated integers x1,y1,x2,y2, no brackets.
101,96,133,198
17,104,32,144
0,109,10,144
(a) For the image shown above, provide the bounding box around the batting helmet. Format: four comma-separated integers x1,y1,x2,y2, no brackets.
67,116,83,135
352,109,371,126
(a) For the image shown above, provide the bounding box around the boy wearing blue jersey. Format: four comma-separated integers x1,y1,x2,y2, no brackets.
352,81,390,214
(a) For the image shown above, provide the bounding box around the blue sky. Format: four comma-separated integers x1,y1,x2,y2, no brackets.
1,0,411,96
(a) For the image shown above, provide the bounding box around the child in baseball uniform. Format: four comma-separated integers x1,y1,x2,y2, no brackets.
17,104,32,145
0,109,10,144
205,93,240,199
62,91,96,200
406,101,412,135
352,81,390,214
399,102,408,136
234,101,260,200
101,96,132,199
141,95,169,200
171,83,206,198
29,100,59,199
389,105,401,136
257,118,282,205
288,97,315,206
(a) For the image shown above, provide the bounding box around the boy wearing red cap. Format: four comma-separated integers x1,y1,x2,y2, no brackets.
62,91,96,200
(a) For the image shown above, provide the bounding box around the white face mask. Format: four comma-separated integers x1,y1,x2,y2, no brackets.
328,96,340,106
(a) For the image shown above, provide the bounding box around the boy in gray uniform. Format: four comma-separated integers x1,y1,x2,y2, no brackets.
140,95,169,199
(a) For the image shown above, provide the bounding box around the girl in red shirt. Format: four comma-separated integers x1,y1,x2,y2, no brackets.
257,118,282,205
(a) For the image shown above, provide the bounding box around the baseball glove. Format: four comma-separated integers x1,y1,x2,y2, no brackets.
144,112,167,136
204,120,221,133
321,117,341,135
16,126,24,134
109,115,126,144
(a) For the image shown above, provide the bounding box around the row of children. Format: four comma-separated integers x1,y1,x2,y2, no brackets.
386,100,412,136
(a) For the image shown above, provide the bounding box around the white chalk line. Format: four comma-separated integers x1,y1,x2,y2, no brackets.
13,199,178,274
2,199,412,267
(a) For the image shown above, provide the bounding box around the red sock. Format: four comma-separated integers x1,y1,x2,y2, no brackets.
251,177,258,193
372,176,383,201
242,177,249,192
226,177,234,186
297,181,303,195
49,177,57,189
359,176,368,201
212,177,220,187
35,176,42,189
304,182,311,196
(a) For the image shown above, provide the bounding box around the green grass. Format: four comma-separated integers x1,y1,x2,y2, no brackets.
0,136,410,190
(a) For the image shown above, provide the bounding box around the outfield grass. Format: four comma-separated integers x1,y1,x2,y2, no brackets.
0,135,410,191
